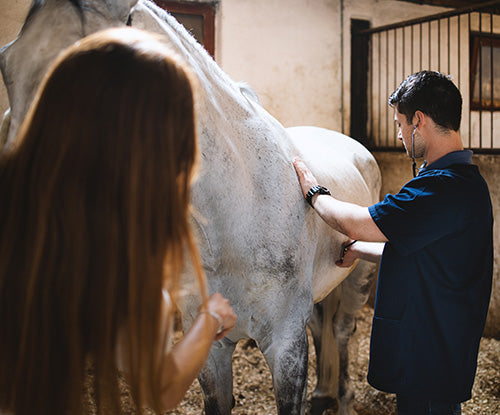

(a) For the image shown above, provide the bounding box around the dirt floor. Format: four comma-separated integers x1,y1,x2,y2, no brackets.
165,305,500,415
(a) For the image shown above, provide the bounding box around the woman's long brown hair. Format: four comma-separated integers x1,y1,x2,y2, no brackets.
0,28,206,414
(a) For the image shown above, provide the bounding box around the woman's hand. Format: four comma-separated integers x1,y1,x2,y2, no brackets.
158,293,237,410
201,293,237,341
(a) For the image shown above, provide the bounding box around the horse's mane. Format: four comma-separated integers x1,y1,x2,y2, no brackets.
141,0,211,59
238,82,261,104
140,0,263,114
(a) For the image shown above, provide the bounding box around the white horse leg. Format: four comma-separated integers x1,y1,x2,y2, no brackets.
332,302,358,415
309,288,341,415
197,340,237,415
259,323,309,415
309,260,377,415
335,260,377,415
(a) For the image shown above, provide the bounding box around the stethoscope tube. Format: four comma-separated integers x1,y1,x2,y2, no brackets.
412,125,417,177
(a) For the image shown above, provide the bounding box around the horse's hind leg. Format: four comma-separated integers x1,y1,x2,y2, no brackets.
309,260,377,415
198,339,237,415
309,288,341,415
335,260,376,415
260,322,309,415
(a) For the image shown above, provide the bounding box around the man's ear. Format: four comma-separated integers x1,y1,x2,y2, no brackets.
413,110,425,128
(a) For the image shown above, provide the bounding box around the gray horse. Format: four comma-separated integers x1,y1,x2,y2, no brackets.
0,1,381,414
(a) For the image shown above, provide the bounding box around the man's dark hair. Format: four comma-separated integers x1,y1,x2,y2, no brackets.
389,70,462,131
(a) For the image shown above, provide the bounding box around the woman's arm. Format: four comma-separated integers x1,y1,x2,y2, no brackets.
160,293,237,410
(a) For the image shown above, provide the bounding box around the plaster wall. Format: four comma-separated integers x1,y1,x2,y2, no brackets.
216,0,447,131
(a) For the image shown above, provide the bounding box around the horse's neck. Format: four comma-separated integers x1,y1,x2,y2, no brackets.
135,0,296,187
139,0,234,93
136,1,283,141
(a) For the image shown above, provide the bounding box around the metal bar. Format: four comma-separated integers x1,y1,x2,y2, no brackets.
490,12,494,148
368,146,500,155
429,21,432,69
411,24,414,73
469,12,472,148
438,18,441,71
457,14,463,146
403,25,406,76
479,12,483,148
386,30,390,146
420,23,423,71
388,29,398,145
448,17,451,73
357,0,500,35
378,32,382,146
370,34,374,145
340,0,345,134
458,15,461,95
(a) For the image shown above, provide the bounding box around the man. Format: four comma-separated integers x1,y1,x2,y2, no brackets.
293,70,493,415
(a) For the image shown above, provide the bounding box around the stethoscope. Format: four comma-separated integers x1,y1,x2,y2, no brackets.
411,123,420,177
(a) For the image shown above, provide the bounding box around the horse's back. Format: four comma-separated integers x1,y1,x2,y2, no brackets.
286,126,381,302
287,126,380,205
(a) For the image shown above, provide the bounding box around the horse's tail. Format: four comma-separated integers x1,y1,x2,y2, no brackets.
310,259,378,405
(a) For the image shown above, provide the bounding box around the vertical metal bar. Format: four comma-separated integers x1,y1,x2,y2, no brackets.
458,15,461,95
370,32,374,146
394,28,398,145
457,15,463,147
428,21,431,69
378,32,381,146
403,25,406,77
386,30,390,146
447,17,451,73
340,0,344,134
438,18,441,71
411,24,414,73
490,12,493,148
469,12,472,148
420,22,423,71
479,12,483,148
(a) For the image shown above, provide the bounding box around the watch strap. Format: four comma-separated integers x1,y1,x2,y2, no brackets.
305,185,331,207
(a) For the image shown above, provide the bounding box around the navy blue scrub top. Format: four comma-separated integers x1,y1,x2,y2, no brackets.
367,150,493,402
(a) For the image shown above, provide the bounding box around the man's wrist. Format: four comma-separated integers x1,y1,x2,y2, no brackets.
306,185,331,207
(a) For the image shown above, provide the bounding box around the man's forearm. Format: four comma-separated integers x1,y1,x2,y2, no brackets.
350,241,385,263
312,194,387,243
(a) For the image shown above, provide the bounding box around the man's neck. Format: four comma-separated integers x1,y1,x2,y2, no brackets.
424,130,463,165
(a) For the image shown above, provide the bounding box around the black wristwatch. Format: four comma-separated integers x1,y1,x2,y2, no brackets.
306,185,331,207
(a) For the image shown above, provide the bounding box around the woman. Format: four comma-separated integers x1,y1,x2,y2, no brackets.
0,27,236,415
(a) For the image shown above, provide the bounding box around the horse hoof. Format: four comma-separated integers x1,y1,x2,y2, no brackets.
310,396,337,415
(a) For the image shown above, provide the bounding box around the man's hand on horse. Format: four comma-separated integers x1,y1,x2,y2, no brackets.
336,240,358,268
292,157,319,198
